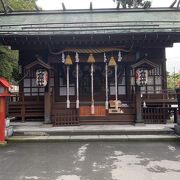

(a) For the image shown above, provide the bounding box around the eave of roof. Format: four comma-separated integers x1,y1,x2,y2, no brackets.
0,7,179,16
0,8,180,39
25,58,52,70
131,58,158,69
0,77,11,88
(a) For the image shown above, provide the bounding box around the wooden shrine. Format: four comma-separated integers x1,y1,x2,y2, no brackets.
0,7,179,125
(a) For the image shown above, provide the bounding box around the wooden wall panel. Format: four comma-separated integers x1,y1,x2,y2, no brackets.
80,105,106,117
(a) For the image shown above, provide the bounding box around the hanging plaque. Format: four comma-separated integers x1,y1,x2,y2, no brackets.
36,69,48,87
136,68,148,86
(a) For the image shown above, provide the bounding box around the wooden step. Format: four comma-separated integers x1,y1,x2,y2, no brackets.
80,120,134,125
80,114,135,125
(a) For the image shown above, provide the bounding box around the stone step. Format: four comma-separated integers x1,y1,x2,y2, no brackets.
13,128,175,136
6,134,180,143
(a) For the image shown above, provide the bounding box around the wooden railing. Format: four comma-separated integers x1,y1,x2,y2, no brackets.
52,109,79,126
8,89,178,124
140,89,177,124
9,101,44,121
142,106,178,124
141,89,177,104
9,94,20,102
9,93,44,121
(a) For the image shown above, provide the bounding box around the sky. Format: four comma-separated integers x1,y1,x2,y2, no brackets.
36,0,180,73
37,0,175,9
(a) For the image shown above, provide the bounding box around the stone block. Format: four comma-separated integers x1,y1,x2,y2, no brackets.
174,125,180,135
5,126,13,137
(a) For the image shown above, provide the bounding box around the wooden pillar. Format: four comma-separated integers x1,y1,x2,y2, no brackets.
162,59,167,89
162,48,167,89
115,65,118,110
21,103,25,122
66,66,70,108
104,53,108,110
75,53,79,109
44,70,51,124
20,72,25,122
162,48,167,108
91,64,95,114
105,62,108,110
125,66,131,101
135,85,143,123
44,92,51,123
0,97,5,143
5,97,9,117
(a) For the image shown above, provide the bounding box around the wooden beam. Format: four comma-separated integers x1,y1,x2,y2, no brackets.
90,2,93,10
62,3,66,11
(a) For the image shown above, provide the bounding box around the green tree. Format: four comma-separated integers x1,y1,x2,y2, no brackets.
7,0,39,11
0,0,38,82
0,0,38,11
167,72,180,89
114,0,152,8
0,46,18,81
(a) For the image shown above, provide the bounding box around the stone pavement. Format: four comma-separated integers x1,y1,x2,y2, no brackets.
1,141,180,180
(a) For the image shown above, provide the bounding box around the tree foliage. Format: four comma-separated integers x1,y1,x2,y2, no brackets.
167,72,180,89
0,0,38,82
0,0,38,11
114,0,152,8
7,0,37,10
0,46,18,82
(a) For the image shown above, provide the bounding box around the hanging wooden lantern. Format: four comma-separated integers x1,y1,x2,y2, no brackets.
108,56,117,67
136,68,148,86
36,69,48,87
64,55,73,65
87,54,95,63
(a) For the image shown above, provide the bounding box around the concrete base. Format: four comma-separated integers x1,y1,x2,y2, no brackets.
7,135,180,143
134,123,145,127
5,126,13,137
0,141,7,146
44,116,51,124
177,115,180,125
174,125,180,135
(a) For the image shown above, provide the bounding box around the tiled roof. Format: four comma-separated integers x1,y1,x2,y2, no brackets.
0,8,180,36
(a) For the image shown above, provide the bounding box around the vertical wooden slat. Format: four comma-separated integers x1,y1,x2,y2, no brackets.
53,108,80,126
21,103,25,122
143,106,173,124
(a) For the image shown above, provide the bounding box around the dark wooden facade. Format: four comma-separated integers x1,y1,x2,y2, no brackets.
0,8,179,125
8,47,177,125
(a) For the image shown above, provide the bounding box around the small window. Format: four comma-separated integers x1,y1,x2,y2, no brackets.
118,86,126,95
0,87,4,93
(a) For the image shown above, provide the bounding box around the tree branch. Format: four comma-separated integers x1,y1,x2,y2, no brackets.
0,0,8,14
170,0,177,8
177,0,180,8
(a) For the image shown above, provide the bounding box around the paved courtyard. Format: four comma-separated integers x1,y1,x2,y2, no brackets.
0,141,180,180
